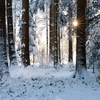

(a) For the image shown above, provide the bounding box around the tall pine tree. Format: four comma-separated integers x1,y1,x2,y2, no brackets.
68,3,73,62
7,0,16,65
54,0,59,67
22,0,30,66
49,0,55,61
74,0,86,78
0,0,9,80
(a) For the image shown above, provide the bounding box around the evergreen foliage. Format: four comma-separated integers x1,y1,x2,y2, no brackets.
86,1,100,72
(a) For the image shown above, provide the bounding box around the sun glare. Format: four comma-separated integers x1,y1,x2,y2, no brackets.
72,20,78,27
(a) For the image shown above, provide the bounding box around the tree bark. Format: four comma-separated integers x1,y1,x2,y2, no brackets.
22,0,30,67
54,0,59,68
7,0,16,65
57,26,61,63
76,0,86,69
57,2,61,63
68,4,73,62
46,4,49,62
74,0,86,78
0,0,9,79
49,0,59,67
49,0,55,61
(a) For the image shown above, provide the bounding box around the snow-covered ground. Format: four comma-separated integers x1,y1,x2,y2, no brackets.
0,63,100,100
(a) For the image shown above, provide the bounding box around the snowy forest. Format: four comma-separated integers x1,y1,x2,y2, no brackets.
0,0,100,100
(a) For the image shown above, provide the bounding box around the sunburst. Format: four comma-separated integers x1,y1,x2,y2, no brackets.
72,20,78,27
76,15,86,31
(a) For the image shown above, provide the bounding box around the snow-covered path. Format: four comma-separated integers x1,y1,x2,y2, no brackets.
0,65,100,100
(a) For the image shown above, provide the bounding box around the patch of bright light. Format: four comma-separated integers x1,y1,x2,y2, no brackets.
98,10,100,14
72,20,78,27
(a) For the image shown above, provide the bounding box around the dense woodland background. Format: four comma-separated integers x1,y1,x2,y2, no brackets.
0,0,100,81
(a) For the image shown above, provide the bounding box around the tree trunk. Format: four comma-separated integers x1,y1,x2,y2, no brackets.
57,26,61,63
74,0,86,78
49,0,59,67
7,0,16,65
22,0,30,67
49,0,55,61
68,4,73,62
57,2,61,63
54,0,59,68
46,4,49,62
0,0,9,80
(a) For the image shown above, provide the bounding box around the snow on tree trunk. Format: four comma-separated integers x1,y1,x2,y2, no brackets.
49,0,59,68
0,0,9,81
57,2,61,63
46,4,49,62
74,0,86,79
57,25,61,63
22,0,30,67
7,0,16,65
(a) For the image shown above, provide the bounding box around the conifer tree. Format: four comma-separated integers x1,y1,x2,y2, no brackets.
49,0,55,61
68,3,73,62
53,0,59,67
74,0,86,78
49,0,59,67
86,0,100,72
0,0,9,80
22,0,30,66
7,0,16,65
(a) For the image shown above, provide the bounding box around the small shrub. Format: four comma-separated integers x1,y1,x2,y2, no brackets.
96,75,100,82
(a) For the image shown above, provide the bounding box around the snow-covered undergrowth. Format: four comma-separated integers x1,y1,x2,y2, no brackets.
0,63,100,100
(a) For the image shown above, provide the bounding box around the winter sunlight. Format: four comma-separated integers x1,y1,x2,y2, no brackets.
0,0,100,100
